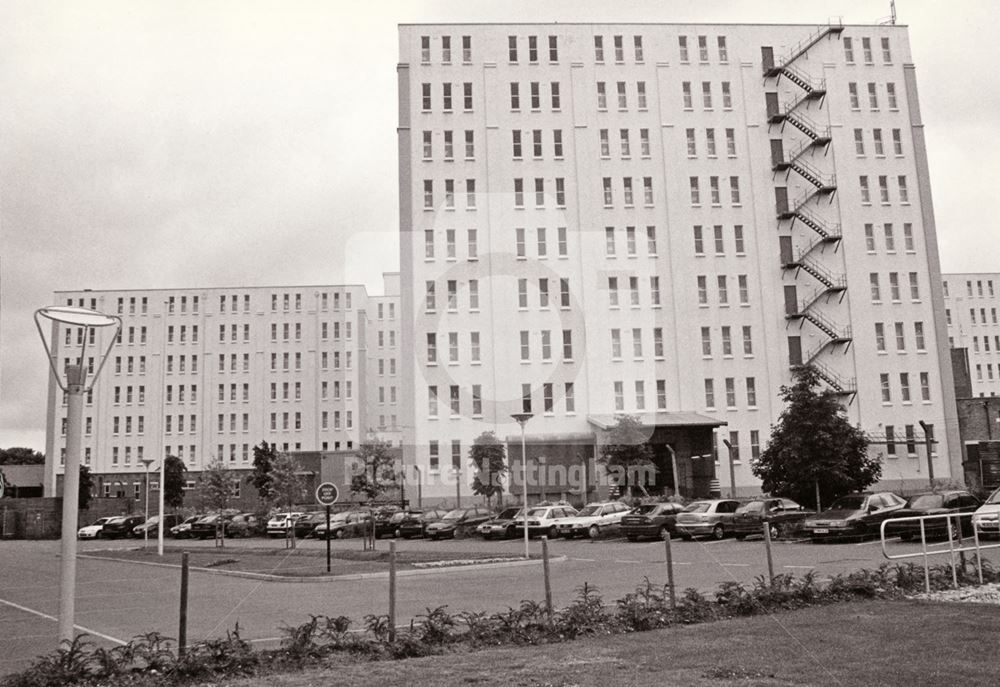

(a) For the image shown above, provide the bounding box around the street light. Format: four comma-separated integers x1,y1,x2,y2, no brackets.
721,439,737,499
140,457,155,549
35,305,121,645
511,412,533,560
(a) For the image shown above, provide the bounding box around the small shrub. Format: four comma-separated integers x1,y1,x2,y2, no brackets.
674,587,717,624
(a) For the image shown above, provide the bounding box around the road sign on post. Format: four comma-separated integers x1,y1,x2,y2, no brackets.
316,482,339,506
316,483,339,573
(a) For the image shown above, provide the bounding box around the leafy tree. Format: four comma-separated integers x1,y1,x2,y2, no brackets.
469,431,507,507
163,455,187,509
0,447,45,465
350,433,398,502
598,415,655,498
78,465,94,510
248,440,276,503
200,458,237,511
752,365,878,510
270,453,304,509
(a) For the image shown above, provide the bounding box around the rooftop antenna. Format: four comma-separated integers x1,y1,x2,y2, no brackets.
890,0,897,24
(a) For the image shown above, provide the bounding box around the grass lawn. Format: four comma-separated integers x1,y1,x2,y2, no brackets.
83,546,523,577
221,600,1000,687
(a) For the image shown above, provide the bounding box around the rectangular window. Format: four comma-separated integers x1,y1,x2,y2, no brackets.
900,373,911,402
697,276,708,304
530,83,540,110
848,82,859,109
548,35,558,62
875,322,886,351
895,321,906,351
678,36,689,62
522,383,532,414
693,226,704,255
704,379,715,408
442,82,452,110
610,328,622,359
868,82,879,109
721,81,732,108
860,176,871,203
882,37,892,63
844,36,854,62
637,81,647,109
909,272,920,300
898,175,909,203
528,35,538,62
887,82,898,109
510,82,520,110
889,272,900,301
597,81,607,109
870,273,881,301
558,227,568,256
614,381,624,411
565,382,575,413
463,83,473,110
656,380,667,410
634,35,644,62
729,176,741,204
544,383,554,413
426,333,437,364
701,81,712,109
717,275,728,304
617,81,627,109
508,36,517,62
613,34,624,61
880,373,892,402
634,381,645,410
686,128,697,156
520,330,530,361
421,83,431,110
553,129,563,157
603,177,613,206
854,128,865,155
654,328,664,358
725,378,736,408
551,82,561,110
879,175,889,203
701,326,712,356
560,278,570,307
920,372,931,401
884,223,895,252
681,81,692,109
698,35,708,61
892,128,903,155
562,329,573,360
594,35,604,62
914,322,926,351
862,37,873,63
746,377,757,406
721,326,732,356
742,325,753,355
514,178,524,207
709,176,720,204
689,177,700,205
623,177,634,206
518,278,528,308
873,128,884,156
650,277,661,306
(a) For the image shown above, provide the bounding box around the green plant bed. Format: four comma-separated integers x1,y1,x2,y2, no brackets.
7,562,999,687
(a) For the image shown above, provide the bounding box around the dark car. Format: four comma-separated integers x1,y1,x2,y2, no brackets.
293,512,328,538
226,513,262,538
189,513,232,540
132,514,182,537
397,508,448,539
374,510,413,539
424,506,493,540
476,507,524,539
621,502,686,541
803,492,907,541
887,491,982,541
731,498,814,540
101,515,146,539
170,515,202,539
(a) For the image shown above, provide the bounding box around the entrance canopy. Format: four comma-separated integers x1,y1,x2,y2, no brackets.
586,412,727,431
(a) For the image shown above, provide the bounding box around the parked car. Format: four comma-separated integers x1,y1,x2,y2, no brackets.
675,499,742,540
972,486,1000,538
170,515,202,539
100,515,146,539
802,492,907,541
477,507,524,539
293,512,328,538
425,506,493,540
621,502,686,541
887,491,982,541
555,501,632,539
375,510,417,539
77,517,113,539
132,514,182,537
397,508,448,539
190,513,232,540
312,510,371,539
514,504,579,538
731,498,814,540
266,511,305,537
226,513,262,538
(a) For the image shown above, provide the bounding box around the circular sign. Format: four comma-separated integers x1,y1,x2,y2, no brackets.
315,482,339,506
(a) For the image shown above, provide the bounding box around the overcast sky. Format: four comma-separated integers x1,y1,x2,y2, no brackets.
2,0,998,453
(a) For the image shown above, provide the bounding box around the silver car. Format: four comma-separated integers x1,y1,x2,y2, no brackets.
675,499,741,540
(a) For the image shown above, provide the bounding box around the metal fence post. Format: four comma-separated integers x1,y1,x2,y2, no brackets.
541,536,553,616
388,541,397,643
178,552,189,658
763,521,775,584
664,531,677,609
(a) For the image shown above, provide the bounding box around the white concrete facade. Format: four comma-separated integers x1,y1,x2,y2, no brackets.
397,22,960,498
43,278,400,496
944,273,1000,398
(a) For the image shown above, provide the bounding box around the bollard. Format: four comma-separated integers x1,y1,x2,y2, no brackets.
388,541,397,642
762,521,775,584
541,536,553,616
178,552,189,657
664,531,676,609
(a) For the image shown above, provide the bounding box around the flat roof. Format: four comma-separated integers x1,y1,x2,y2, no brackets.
587,413,728,431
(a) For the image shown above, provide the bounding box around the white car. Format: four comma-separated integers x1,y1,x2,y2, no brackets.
972,486,1000,537
266,511,305,537
513,504,578,538
77,517,113,539
556,501,632,539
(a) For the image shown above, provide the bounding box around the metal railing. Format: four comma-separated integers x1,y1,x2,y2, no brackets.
880,513,1000,593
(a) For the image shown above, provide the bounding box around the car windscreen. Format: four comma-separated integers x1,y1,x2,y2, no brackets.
829,496,866,511
441,509,465,520
576,506,600,517
737,502,766,514
986,488,1000,505
497,508,522,519
632,505,658,515
907,494,945,510
526,508,549,518
683,502,711,513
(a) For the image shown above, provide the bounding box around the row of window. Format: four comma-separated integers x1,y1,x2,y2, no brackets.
882,423,932,458
701,326,755,358
843,36,893,65
420,34,474,64
687,176,742,206
869,272,922,303
975,364,1000,382
853,128,905,157
374,386,398,405
680,81,734,111
420,178,484,209
685,128,739,158
696,275,752,306
678,35,729,64
419,82,475,112
425,331,484,365
161,291,356,315
693,225,749,256
702,377,760,410
375,358,398,376
847,81,900,111
864,222,917,254
964,307,1000,326
859,174,910,204
878,372,934,403
970,335,1000,353
113,385,146,404
944,279,997,300
606,276,663,308
874,321,928,353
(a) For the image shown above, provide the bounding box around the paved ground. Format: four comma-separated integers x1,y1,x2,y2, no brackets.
2,532,996,676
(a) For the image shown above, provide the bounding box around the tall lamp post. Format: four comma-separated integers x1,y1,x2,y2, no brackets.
721,439,737,499
140,457,155,548
511,413,533,560
35,305,121,645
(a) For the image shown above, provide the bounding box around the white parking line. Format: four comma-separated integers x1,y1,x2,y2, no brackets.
614,559,642,564
720,563,750,567
0,597,127,646
569,557,595,562
784,565,815,569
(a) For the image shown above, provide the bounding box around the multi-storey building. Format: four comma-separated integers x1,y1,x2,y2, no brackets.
943,273,1000,398
43,276,400,498
398,22,960,501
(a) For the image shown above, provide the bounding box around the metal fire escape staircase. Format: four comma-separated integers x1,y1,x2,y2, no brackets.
766,22,854,398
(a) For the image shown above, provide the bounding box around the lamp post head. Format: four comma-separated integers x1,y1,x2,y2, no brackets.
140,458,156,470
35,305,121,393
511,412,534,427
